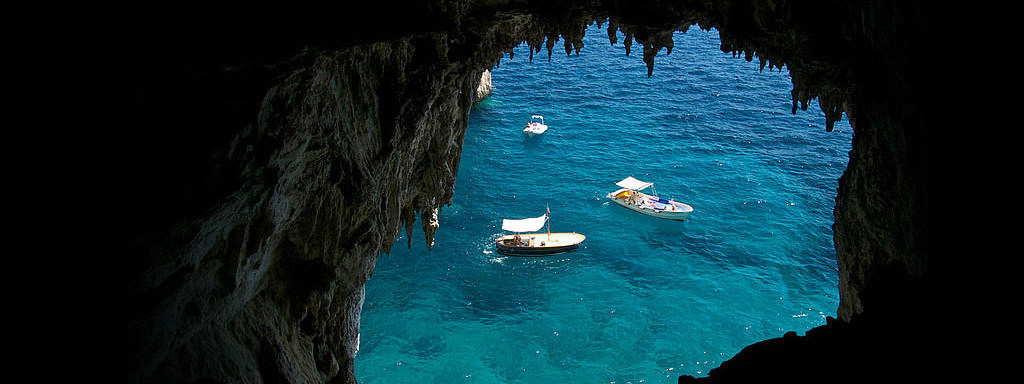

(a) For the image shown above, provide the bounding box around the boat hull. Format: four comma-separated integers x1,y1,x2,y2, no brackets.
607,189,692,221
496,243,579,256
523,123,548,135
495,233,585,256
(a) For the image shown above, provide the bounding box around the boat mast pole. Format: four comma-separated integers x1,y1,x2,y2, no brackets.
546,204,552,240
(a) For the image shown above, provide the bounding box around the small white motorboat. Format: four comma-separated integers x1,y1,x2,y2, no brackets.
607,176,693,221
495,207,585,256
523,115,548,135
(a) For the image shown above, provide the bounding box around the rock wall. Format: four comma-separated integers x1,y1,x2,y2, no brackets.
679,1,933,382
130,9,556,382
831,1,931,322
131,35,485,383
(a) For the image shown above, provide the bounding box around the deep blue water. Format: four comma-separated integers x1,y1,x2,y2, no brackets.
356,25,852,383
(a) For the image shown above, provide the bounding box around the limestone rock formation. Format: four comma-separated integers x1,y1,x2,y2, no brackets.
132,36,482,383
476,69,493,101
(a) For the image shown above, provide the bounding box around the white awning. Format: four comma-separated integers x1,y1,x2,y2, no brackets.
531,115,543,119
502,214,547,232
615,176,653,191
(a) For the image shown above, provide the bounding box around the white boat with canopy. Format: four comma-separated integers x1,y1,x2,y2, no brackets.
523,115,548,135
606,176,693,220
495,208,585,256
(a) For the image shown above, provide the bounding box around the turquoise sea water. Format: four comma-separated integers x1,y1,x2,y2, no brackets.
356,25,852,383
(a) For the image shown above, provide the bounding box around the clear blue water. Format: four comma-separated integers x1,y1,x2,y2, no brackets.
356,25,852,383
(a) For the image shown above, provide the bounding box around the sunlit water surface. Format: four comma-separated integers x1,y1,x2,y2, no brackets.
356,25,852,383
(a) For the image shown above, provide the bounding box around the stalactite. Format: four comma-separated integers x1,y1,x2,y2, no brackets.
636,30,676,77
643,43,656,76
607,19,618,45
422,207,439,248
402,205,415,248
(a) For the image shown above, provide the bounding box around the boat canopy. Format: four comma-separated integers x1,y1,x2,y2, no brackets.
502,214,548,232
531,115,543,119
616,176,653,191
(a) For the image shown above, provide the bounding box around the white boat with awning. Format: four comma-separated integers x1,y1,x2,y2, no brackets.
606,176,693,221
523,115,548,135
495,208,585,256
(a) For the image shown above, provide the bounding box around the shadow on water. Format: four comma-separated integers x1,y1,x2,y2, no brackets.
411,334,447,360
451,254,580,323
522,133,544,148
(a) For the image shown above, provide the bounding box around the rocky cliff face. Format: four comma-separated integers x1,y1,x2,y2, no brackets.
131,1,931,383
131,33,490,383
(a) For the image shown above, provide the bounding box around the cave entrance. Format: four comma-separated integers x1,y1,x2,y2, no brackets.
357,24,851,383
